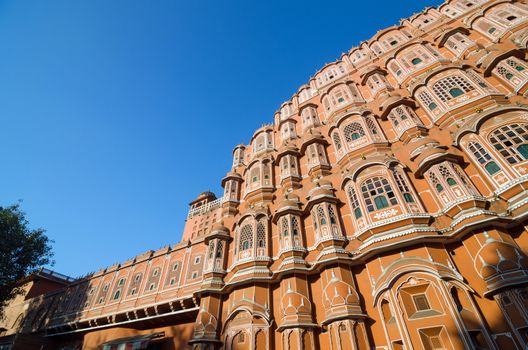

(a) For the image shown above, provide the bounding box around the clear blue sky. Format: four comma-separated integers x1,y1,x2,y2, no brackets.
0,0,442,277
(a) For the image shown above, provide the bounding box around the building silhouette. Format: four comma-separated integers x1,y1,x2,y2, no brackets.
2,0,528,348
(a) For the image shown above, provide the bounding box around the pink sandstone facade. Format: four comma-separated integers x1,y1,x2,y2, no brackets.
2,0,528,348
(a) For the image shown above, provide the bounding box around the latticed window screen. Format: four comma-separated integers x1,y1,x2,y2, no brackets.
439,165,457,186
366,116,379,135
347,185,363,218
256,219,266,248
216,241,223,258
432,75,475,102
281,217,289,236
312,211,318,230
429,171,444,192
506,58,527,71
208,242,215,259
239,225,253,251
361,177,398,212
392,169,415,203
333,132,343,150
466,69,490,89
291,216,300,236
348,83,363,101
343,122,366,143
418,91,438,110
317,205,326,225
489,124,528,164
468,141,500,175
496,66,511,79
328,205,337,224
263,163,271,181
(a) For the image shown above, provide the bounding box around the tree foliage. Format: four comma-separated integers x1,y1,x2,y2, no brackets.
0,204,53,318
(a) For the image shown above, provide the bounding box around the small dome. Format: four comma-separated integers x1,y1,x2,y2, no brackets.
225,171,242,179
277,195,301,212
211,221,229,234
300,130,325,145
281,286,311,317
309,180,335,199
474,238,528,280
323,273,360,310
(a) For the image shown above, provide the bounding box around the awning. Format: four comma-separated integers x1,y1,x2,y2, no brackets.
98,332,165,350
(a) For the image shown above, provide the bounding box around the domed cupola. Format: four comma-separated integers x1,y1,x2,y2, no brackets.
322,271,362,324
281,285,312,320
278,282,313,329
306,179,336,206
204,221,231,244
474,236,528,295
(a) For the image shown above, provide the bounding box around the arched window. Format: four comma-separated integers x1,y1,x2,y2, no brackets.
444,32,475,56
256,219,266,248
208,242,215,259
489,124,528,164
494,57,528,89
301,106,320,129
417,91,438,112
343,122,366,142
346,185,363,219
281,217,289,236
216,241,223,258
332,132,343,150
467,141,501,175
429,172,444,192
361,177,397,212
366,116,380,136
411,57,423,65
432,75,474,102
317,205,327,225
291,216,300,236
328,205,337,225
392,169,415,203
239,225,253,251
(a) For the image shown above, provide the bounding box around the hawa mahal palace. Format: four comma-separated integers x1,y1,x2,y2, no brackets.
2,0,528,349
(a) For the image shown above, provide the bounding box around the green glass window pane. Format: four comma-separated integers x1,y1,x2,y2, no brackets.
485,162,500,175
354,207,363,219
517,144,528,160
449,88,464,97
374,196,389,210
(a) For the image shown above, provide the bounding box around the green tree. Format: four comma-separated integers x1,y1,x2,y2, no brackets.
0,204,53,318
